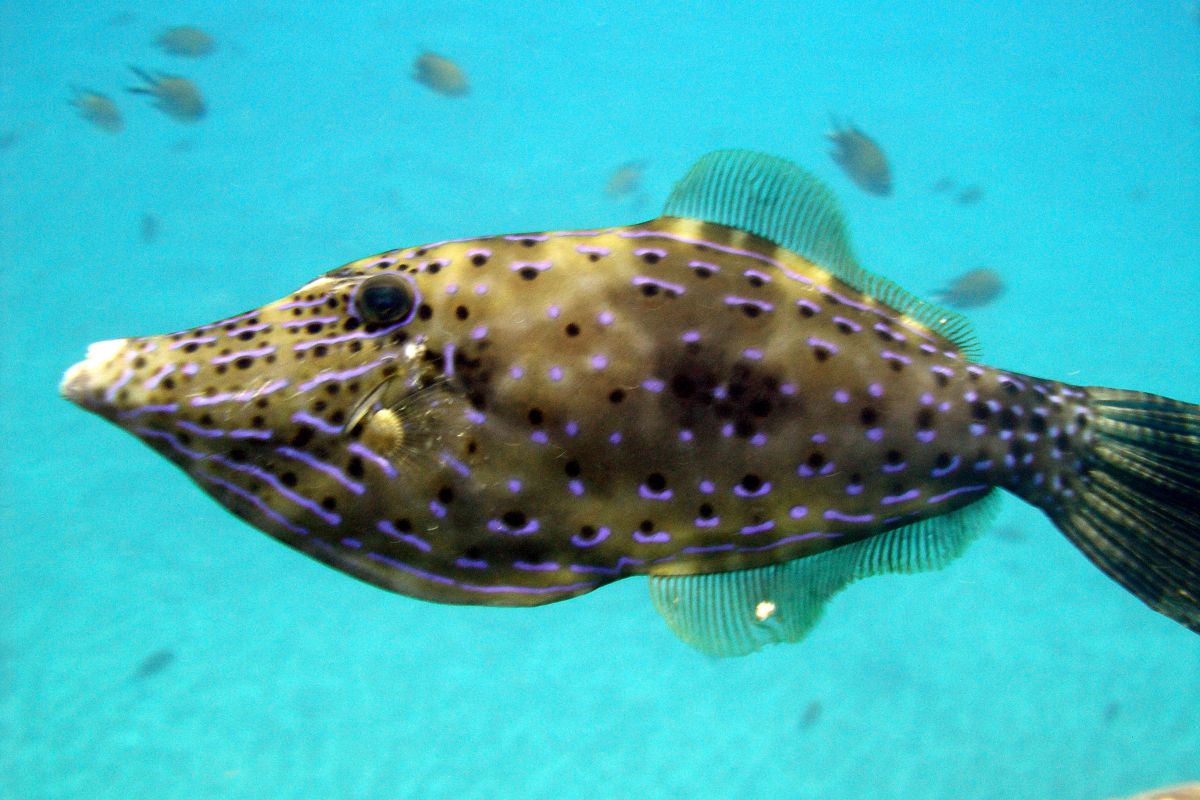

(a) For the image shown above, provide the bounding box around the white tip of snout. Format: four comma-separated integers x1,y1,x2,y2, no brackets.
60,338,128,404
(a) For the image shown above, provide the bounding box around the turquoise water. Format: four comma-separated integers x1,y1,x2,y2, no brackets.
2,2,1198,798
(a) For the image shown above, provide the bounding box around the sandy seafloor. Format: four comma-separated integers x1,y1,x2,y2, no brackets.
1,2,1198,798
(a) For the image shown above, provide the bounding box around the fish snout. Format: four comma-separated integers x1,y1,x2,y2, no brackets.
60,338,133,416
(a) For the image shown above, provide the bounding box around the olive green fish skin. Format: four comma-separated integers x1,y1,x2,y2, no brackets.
60,216,1090,607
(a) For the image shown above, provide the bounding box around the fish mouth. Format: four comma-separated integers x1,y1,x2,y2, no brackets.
60,338,129,413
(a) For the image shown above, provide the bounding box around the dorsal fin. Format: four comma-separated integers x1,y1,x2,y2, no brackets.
662,150,980,358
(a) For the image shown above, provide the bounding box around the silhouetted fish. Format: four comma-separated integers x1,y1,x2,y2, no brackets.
60,151,1200,656
127,67,206,123
70,88,123,133
132,648,175,680
412,52,469,97
933,268,1005,309
154,26,216,58
827,121,892,195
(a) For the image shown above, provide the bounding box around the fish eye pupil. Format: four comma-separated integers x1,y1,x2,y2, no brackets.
357,276,413,323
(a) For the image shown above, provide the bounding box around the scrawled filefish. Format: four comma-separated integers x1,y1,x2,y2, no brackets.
60,151,1200,655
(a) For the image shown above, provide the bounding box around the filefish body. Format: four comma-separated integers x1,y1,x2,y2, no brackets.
61,151,1200,655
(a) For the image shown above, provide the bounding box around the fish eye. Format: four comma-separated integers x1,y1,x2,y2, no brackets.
356,275,415,324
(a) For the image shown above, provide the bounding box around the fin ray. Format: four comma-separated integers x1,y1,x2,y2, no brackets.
662,150,981,358
649,492,999,656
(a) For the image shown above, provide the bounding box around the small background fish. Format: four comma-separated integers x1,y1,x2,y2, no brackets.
127,67,207,122
826,119,892,195
154,26,216,58
412,52,469,97
69,88,122,133
934,268,1005,309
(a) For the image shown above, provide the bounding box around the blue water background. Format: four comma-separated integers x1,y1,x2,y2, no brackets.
2,2,1198,798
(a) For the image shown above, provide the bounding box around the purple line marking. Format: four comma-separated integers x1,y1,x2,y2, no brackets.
797,299,822,315
867,427,884,442
812,433,827,443
440,452,472,477
927,485,989,504
505,233,550,242
824,510,876,524
568,479,584,496
444,283,459,295
873,322,906,341
734,481,772,498
609,431,622,444
104,368,134,404
341,538,362,549
742,348,764,361
119,403,178,419
471,325,489,340
170,335,217,350
283,316,338,329
821,289,873,312
429,501,447,519
932,455,961,477
688,259,721,273
569,556,646,576
474,283,489,296
780,383,796,395
510,260,552,273
740,521,775,535
298,358,392,392
721,423,735,438
457,558,489,569
633,530,671,544
699,480,715,494
743,268,772,284
834,389,850,404
212,346,276,365
292,411,341,435
514,560,560,572
571,526,611,548
195,310,261,331
508,479,522,493
641,377,664,392
632,276,687,295
639,485,673,500
213,454,340,525
881,489,921,506
467,247,492,259
293,320,409,352
676,429,694,443
633,247,668,259
276,446,365,495
881,350,912,365
750,433,767,446
199,471,308,535
681,330,701,343
682,543,735,554
548,366,564,382
564,420,579,436
135,427,205,460
577,245,611,257
807,336,838,354
725,296,775,313
790,506,808,519
443,342,456,378
588,353,609,370
348,443,396,478
832,315,862,333
882,462,908,474
278,296,330,311
181,363,199,376
531,431,549,444
916,430,936,443
176,420,231,439
144,364,176,389
931,365,955,379
225,322,272,337
597,310,615,326
969,423,987,437
735,531,843,553
846,483,864,496
974,459,994,471
694,517,721,528
869,383,884,398
487,517,540,535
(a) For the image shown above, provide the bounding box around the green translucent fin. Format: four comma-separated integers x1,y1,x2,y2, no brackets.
662,150,981,358
649,491,999,656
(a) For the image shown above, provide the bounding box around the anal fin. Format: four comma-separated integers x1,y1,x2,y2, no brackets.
649,492,999,656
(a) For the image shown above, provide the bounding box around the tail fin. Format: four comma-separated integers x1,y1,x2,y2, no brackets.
1052,388,1200,633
